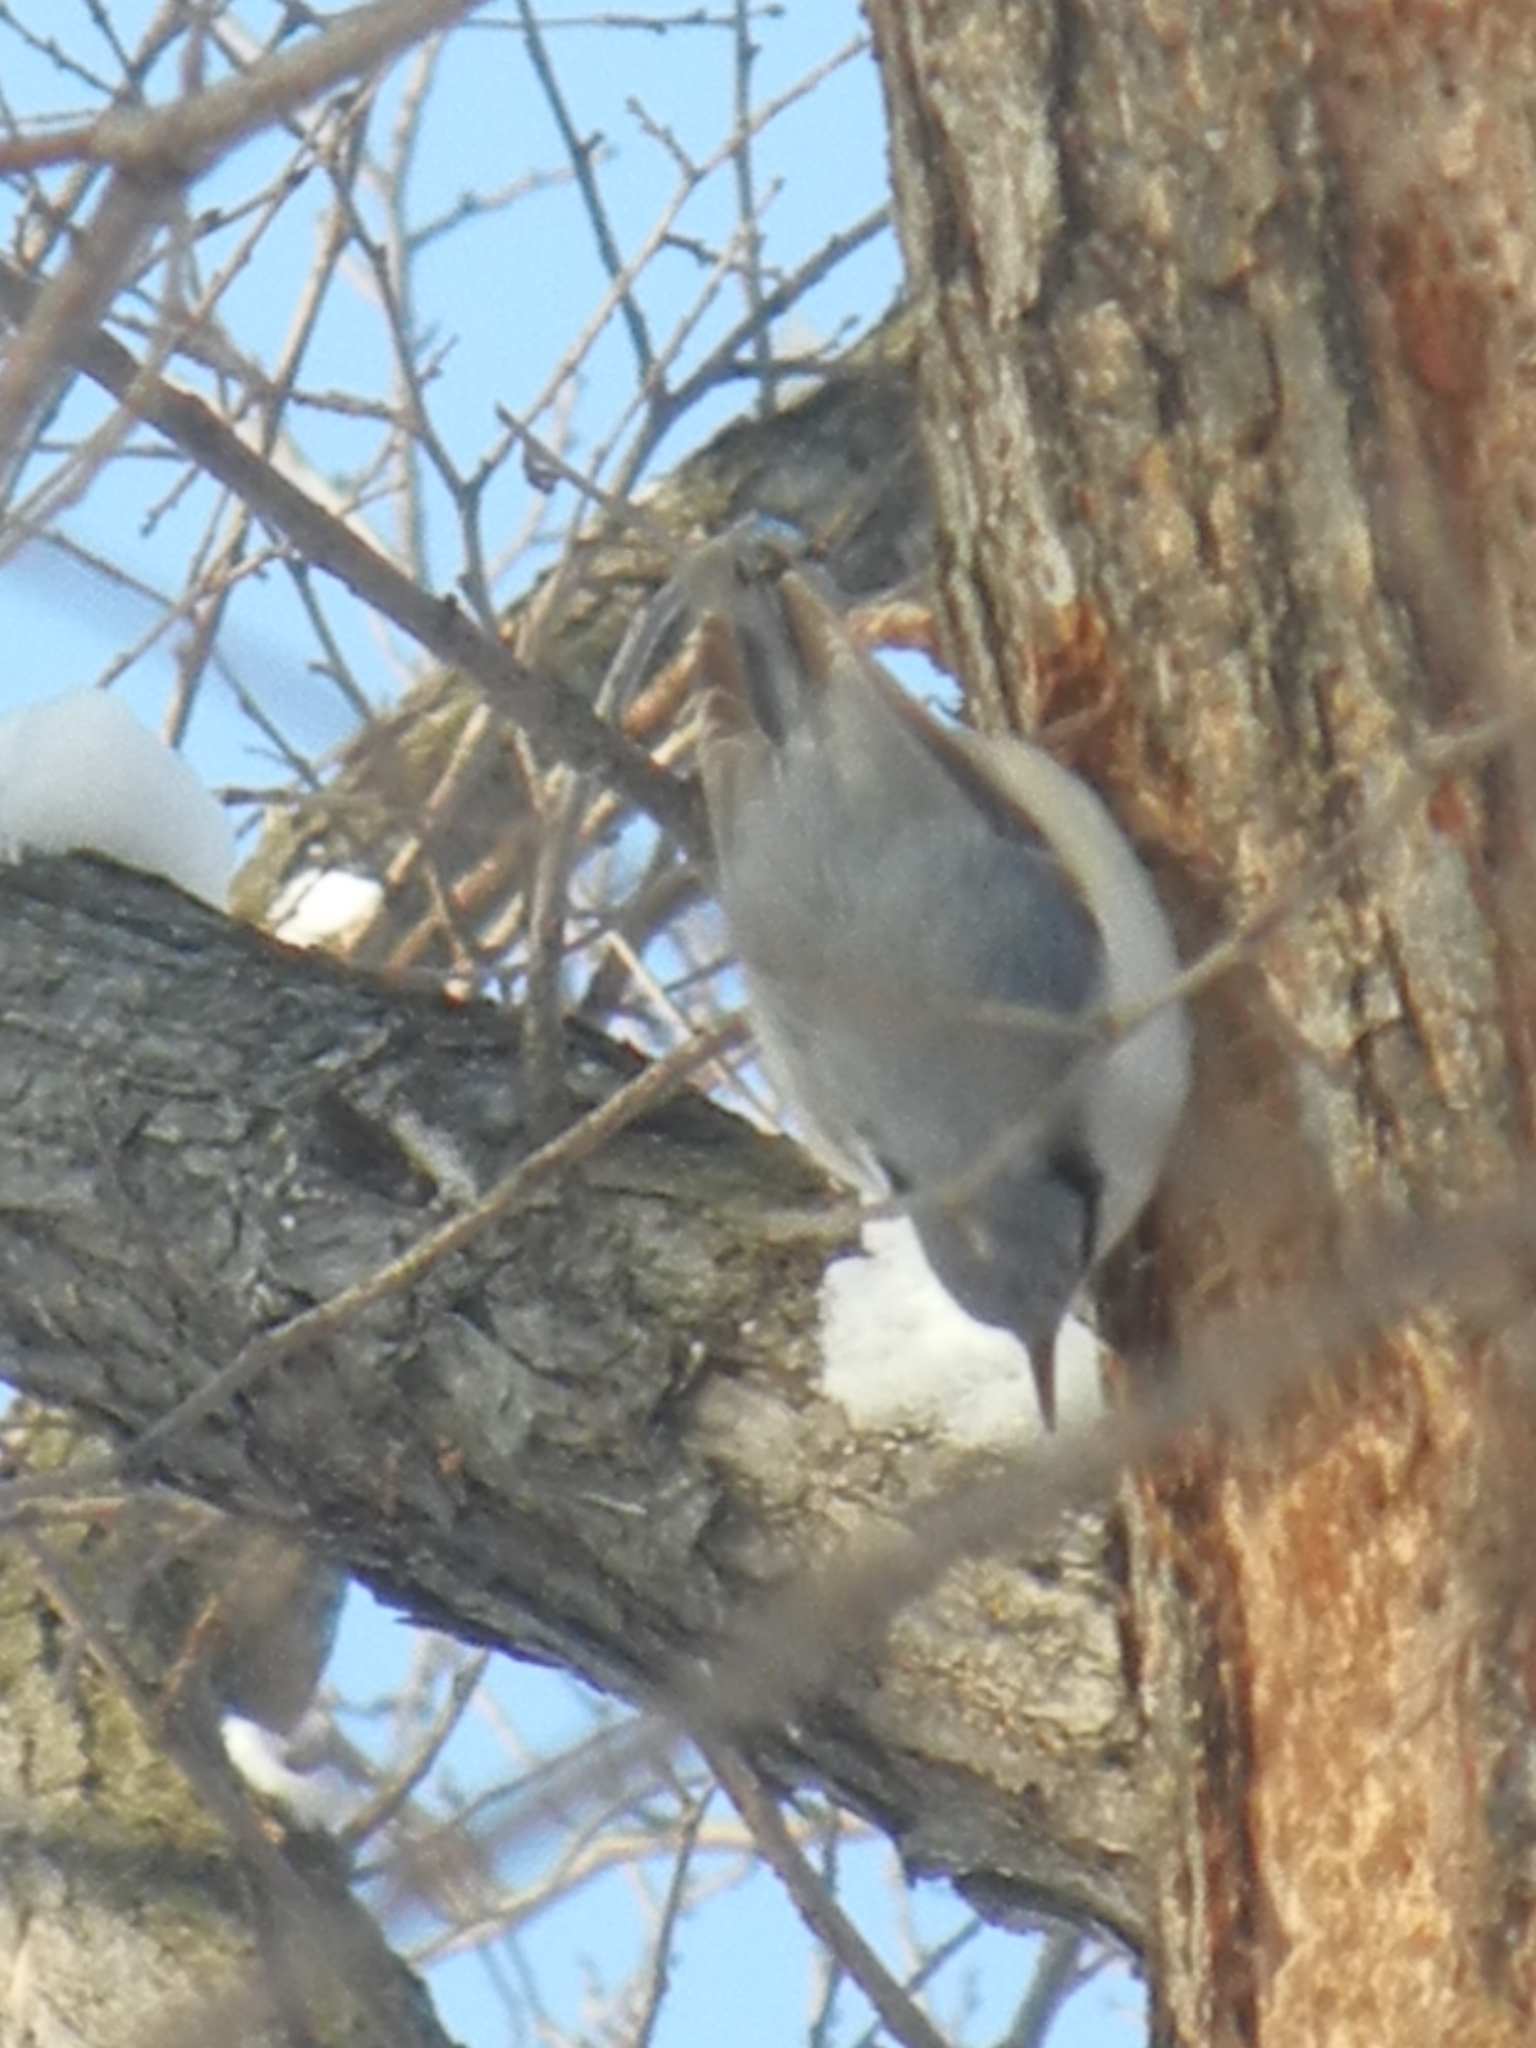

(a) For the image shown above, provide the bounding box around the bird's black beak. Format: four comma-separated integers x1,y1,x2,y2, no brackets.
1030,1328,1058,1431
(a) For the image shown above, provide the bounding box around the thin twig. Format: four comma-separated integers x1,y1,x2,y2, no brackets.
340,1649,492,1852
631,1786,711,2048
0,254,706,856
702,1741,953,2048
994,1928,1090,2048
515,0,653,377
729,0,774,419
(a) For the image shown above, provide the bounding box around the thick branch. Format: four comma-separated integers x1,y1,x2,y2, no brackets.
0,853,1152,1947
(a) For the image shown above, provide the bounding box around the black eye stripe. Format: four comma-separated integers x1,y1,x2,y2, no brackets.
877,1147,1100,1257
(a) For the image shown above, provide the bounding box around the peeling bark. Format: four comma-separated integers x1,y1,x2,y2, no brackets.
864,0,1536,2039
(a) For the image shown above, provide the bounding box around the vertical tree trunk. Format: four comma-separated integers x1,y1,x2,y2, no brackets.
864,0,1536,2039
0,1446,451,2048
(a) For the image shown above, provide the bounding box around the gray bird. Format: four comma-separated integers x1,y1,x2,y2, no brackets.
683,535,1190,1425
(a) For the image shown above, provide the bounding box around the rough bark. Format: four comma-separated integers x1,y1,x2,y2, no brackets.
0,1423,453,2048
0,852,1150,1954
863,0,1536,2041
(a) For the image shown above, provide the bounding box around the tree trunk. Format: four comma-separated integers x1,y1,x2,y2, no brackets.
864,0,1536,2039
0,1420,453,2048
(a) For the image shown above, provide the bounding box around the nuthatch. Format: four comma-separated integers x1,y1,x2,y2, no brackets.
684,536,1190,1425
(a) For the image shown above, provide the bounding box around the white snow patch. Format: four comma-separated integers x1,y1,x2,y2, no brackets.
819,1216,1103,1446
0,691,231,908
221,1710,353,1831
271,866,384,949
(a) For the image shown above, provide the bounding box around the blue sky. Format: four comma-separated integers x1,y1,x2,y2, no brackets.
0,2,898,774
